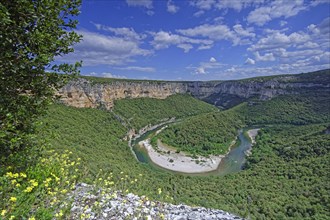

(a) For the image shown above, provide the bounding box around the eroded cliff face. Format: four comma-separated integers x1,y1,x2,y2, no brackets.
57,71,330,109
58,79,188,110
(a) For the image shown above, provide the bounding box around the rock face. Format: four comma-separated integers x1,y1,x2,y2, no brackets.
58,79,188,110
69,183,244,220
57,70,330,109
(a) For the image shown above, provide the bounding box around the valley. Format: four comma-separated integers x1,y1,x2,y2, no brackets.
39,69,330,219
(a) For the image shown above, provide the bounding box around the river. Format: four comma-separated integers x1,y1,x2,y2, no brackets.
131,125,255,176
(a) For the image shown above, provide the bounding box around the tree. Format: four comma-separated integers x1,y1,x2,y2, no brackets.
0,0,82,159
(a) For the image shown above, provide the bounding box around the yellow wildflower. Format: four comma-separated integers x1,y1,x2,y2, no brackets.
30,179,38,187
24,186,33,193
20,172,27,178
28,217,36,220
5,172,13,178
1,210,7,216
11,179,17,185
9,197,17,202
16,183,21,187
55,210,63,217
158,188,162,195
9,215,15,220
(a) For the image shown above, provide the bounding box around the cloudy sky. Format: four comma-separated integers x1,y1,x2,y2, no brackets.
59,0,330,81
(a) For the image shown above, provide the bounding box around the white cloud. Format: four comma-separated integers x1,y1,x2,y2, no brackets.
58,30,151,66
225,67,236,73
193,10,205,17
311,0,330,7
247,0,307,26
93,23,146,41
297,42,319,49
210,57,217,62
189,58,227,75
215,0,254,11
245,58,255,65
146,10,154,16
86,72,127,79
167,0,179,13
233,24,255,38
177,24,237,42
177,24,255,46
254,51,276,62
150,31,213,52
279,20,288,27
177,44,194,53
114,66,156,72
190,0,263,12
248,32,310,51
190,0,216,10
126,0,153,9
318,17,330,35
195,67,206,75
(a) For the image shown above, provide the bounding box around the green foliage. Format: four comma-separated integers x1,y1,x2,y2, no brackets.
113,94,219,130
0,0,82,158
154,107,244,156
240,92,330,125
0,148,83,219
41,103,330,219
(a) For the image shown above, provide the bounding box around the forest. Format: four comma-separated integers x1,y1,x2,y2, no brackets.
1,0,329,219
32,87,329,219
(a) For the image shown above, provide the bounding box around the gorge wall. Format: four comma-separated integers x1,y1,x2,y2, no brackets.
57,69,330,109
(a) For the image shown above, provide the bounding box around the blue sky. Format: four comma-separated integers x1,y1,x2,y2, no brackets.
59,0,330,81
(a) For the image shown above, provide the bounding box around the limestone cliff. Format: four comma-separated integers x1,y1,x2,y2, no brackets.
58,78,188,110
57,69,330,109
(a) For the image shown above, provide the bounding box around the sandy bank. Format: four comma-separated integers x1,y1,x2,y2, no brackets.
247,129,260,145
139,139,224,173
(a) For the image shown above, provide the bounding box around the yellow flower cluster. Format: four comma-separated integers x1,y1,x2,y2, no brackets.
23,179,38,193
1,149,83,219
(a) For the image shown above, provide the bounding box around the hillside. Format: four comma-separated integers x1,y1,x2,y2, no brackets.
2,69,329,219
39,68,330,219
37,96,330,219
154,90,330,157
112,94,219,131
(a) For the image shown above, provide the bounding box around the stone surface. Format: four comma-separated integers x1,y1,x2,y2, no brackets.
68,183,245,220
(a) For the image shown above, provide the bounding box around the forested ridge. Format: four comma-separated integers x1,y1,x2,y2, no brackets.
113,94,219,131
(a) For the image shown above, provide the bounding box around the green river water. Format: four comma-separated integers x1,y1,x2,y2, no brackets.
131,126,253,176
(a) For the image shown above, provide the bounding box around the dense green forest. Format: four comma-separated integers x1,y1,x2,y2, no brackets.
35,86,330,219
112,94,219,130
153,91,330,157
153,107,243,156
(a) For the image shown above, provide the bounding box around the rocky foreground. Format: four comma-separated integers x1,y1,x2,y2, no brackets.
68,183,244,220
